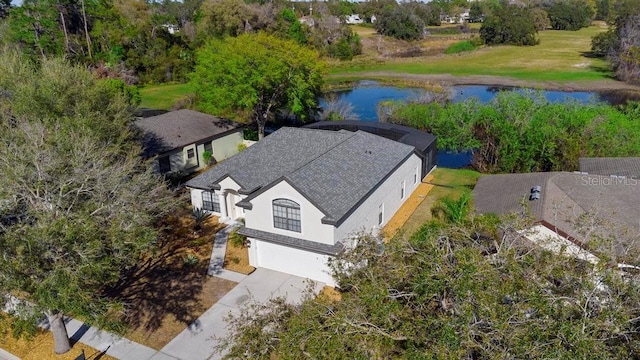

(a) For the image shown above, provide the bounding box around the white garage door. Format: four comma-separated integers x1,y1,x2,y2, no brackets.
250,239,335,286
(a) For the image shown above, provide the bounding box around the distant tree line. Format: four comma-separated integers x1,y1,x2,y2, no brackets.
0,0,362,84
1,0,636,84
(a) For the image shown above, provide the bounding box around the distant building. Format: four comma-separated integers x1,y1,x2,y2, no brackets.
345,14,364,24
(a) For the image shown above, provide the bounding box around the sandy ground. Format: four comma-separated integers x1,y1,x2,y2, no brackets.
330,71,640,93
383,173,436,240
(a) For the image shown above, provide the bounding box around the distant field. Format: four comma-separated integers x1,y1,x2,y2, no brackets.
139,82,194,110
333,26,611,83
139,27,615,109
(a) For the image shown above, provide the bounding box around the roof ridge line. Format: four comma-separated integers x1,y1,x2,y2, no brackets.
282,130,357,178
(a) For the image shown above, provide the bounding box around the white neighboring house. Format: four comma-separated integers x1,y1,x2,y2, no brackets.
186,127,428,286
135,109,244,176
345,14,364,24
162,24,180,35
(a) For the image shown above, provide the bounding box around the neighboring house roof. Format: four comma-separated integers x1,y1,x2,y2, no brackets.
134,109,243,157
579,157,640,179
473,172,640,255
186,127,416,225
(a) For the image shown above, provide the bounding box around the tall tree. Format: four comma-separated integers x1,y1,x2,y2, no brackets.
591,0,640,84
546,0,594,30
192,32,325,139
480,5,539,46
0,50,171,354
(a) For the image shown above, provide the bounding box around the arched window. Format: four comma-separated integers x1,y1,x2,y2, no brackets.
272,199,301,232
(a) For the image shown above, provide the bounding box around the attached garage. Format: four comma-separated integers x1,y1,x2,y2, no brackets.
240,227,344,287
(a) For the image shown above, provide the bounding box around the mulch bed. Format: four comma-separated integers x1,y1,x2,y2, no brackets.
106,205,237,350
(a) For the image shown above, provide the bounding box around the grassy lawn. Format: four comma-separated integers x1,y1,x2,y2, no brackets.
400,167,481,237
1,316,117,360
333,27,612,83
139,82,194,110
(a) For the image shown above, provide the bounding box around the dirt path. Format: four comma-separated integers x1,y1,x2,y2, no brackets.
330,71,640,93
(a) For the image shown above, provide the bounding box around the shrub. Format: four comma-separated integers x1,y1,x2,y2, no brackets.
202,150,213,165
229,229,247,248
192,207,212,231
183,253,200,267
237,143,247,152
444,41,476,54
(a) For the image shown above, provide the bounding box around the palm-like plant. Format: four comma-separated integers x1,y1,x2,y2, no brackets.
431,191,471,224
192,207,212,231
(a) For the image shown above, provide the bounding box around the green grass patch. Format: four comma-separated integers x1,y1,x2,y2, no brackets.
139,82,194,110
444,40,477,54
400,167,481,236
332,27,613,83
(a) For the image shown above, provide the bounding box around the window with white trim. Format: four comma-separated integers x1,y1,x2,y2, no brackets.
273,199,301,232
187,148,195,159
378,204,384,225
202,191,220,212
414,166,419,184
401,180,406,199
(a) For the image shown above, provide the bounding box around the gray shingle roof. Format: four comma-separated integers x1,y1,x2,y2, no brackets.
186,127,415,224
579,157,640,179
237,227,344,255
304,120,436,155
472,172,556,220
134,109,243,156
473,172,640,254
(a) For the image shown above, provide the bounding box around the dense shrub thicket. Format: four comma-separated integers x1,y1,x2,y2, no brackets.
219,220,640,359
381,91,640,173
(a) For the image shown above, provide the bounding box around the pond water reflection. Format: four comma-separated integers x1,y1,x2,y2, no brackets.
321,82,640,122
320,81,640,168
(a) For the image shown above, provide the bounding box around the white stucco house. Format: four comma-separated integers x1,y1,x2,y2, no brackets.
186,127,430,286
135,110,244,175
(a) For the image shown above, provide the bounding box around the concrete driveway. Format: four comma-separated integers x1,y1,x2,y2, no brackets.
157,268,324,360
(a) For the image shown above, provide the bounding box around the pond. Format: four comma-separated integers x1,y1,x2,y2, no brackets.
321,81,640,122
319,81,640,168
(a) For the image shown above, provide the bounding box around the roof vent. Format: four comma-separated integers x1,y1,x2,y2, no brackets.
529,185,541,201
